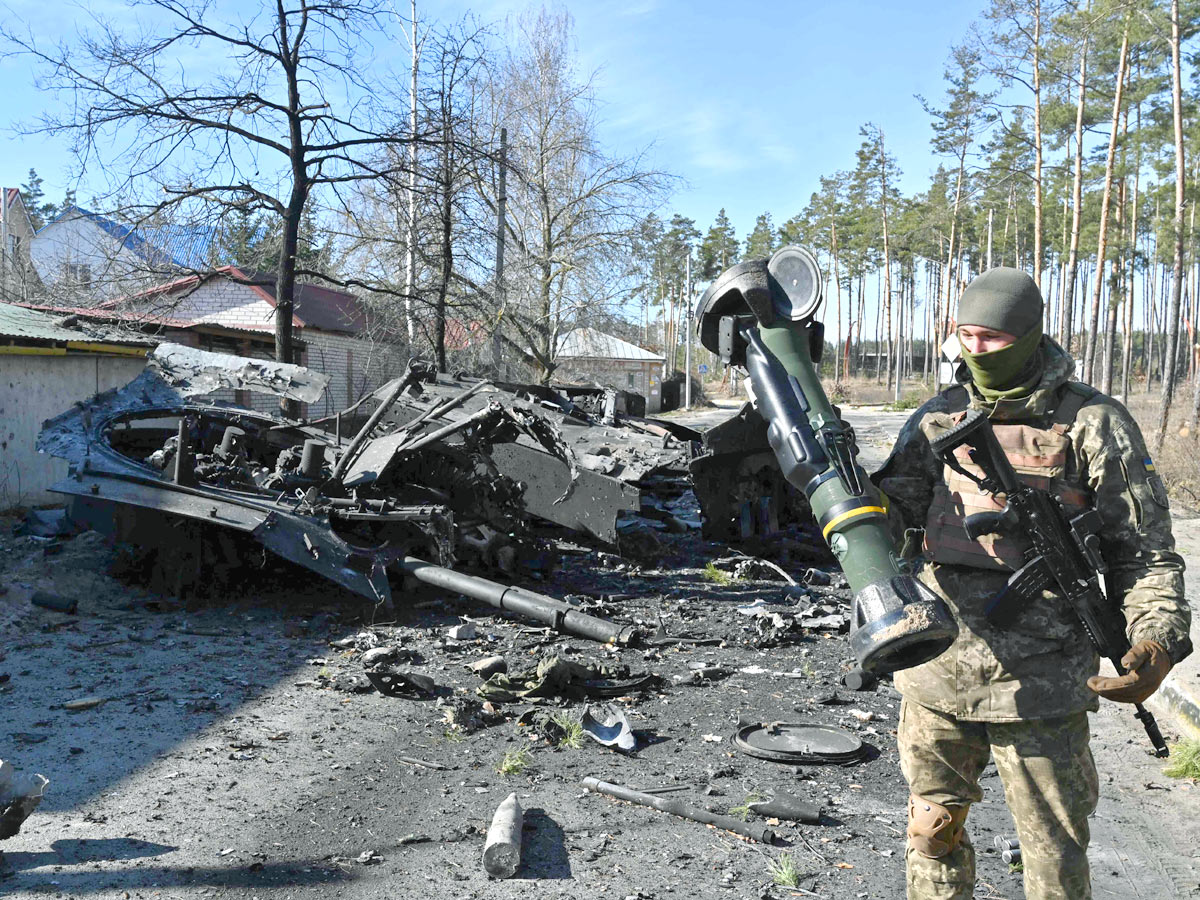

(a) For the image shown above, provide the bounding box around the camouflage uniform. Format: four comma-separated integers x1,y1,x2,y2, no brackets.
874,338,1191,900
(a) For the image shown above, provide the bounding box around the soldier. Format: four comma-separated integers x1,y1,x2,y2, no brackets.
872,267,1191,900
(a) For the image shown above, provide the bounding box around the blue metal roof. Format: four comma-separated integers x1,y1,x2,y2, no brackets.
42,207,215,270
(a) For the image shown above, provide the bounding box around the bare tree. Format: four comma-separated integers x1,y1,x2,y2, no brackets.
5,0,432,376
462,9,668,384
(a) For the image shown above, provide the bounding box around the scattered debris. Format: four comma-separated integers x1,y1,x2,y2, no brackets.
841,668,877,692
363,667,436,698
447,622,478,641
62,696,106,711
580,704,637,751
0,759,49,839
729,722,866,765
440,696,502,734
467,656,508,679
30,591,78,614
746,792,823,824
582,777,776,844
483,792,523,878
477,655,655,703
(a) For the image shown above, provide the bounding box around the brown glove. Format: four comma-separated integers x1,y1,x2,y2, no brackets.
1086,640,1171,704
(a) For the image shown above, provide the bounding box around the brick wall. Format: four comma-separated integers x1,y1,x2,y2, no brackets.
144,279,401,419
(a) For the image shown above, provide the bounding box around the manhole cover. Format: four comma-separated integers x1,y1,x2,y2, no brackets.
730,722,865,764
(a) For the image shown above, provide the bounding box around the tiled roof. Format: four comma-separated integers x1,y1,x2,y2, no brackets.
124,267,367,336
556,326,663,362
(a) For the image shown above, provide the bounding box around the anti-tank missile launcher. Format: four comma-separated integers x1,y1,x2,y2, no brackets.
696,245,957,675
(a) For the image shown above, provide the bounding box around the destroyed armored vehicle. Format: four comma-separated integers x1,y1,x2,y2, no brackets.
35,345,697,637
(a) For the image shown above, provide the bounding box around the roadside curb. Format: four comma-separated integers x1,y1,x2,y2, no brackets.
1151,677,1200,741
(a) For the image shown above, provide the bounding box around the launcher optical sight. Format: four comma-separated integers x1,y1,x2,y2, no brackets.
696,246,957,675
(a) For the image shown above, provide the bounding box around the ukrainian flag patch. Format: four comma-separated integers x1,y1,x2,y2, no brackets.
1143,457,1156,473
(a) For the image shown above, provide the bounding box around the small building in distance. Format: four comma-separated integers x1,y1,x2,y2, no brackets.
555,327,665,413
1,189,41,303
0,301,152,508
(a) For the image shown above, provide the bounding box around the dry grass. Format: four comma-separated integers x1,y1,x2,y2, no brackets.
1122,390,1200,513
1163,738,1200,780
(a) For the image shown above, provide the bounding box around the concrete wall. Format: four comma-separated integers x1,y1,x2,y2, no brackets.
0,353,148,509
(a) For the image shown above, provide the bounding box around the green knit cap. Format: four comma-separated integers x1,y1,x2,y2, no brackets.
958,267,1043,335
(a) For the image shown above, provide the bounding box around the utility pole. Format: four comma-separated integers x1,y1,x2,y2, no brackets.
405,0,419,344
684,251,692,409
987,208,994,270
491,127,507,380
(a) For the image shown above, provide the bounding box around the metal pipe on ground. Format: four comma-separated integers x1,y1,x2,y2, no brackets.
398,557,638,646
581,777,775,844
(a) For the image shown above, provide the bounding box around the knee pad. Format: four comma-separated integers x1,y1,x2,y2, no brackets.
907,795,969,858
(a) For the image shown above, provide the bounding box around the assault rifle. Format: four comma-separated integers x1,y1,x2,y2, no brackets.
928,408,1169,758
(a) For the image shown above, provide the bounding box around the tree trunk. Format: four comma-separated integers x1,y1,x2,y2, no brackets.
1083,19,1129,385
405,0,419,345
1157,0,1186,450
1032,0,1045,287
1063,41,1089,358
878,131,895,397
832,220,842,383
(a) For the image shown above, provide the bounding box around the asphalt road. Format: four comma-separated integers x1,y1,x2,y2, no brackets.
1,404,1198,899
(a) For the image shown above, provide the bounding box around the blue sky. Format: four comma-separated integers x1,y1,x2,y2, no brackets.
3,0,988,243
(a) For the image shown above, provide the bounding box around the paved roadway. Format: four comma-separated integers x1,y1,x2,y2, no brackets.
670,398,1200,898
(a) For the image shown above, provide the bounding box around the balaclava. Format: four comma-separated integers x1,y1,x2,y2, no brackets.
957,267,1045,401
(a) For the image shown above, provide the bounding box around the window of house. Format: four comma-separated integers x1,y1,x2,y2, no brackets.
627,372,637,388
63,262,92,287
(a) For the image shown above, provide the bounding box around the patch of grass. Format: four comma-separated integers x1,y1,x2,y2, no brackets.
1164,738,1200,779
886,390,927,411
701,562,733,586
767,851,802,888
443,728,465,744
496,747,531,776
1009,861,1025,874
550,712,585,750
727,791,766,821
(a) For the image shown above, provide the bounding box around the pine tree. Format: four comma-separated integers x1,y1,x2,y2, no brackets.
743,212,776,260
699,209,737,279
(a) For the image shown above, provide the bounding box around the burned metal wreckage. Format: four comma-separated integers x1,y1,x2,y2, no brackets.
36,344,718,643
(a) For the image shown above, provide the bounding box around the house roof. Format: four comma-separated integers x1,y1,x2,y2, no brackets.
0,300,152,345
237,270,367,335
41,206,216,270
556,327,663,362
125,266,366,336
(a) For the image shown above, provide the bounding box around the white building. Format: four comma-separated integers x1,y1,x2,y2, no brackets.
555,327,665,413
0,189,40,302
30,206,210,299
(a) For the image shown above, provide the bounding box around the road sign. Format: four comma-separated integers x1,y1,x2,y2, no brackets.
697,364,708,374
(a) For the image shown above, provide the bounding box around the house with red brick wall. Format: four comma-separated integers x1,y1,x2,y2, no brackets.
118,266,398,418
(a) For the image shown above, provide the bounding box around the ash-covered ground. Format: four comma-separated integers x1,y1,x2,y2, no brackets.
1,406,1198,900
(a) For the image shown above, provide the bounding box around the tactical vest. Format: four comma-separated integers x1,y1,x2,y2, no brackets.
922,383,1095,571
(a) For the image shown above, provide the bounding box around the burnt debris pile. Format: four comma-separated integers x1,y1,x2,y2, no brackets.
35,344,813,641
